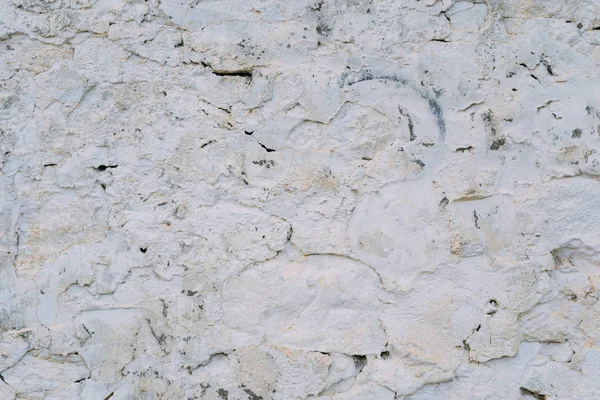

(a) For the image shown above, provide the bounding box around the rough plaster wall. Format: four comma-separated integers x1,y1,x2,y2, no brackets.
1,0,600,399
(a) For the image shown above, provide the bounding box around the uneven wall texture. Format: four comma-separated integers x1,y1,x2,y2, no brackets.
1,0,600,399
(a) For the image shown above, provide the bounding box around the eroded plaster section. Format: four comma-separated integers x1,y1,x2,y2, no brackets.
1,0,600,399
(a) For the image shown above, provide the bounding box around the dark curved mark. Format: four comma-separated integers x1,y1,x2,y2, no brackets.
339,68,446,141
339,69,409,87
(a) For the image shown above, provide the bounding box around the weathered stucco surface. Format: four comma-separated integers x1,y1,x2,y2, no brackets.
1,0,600,399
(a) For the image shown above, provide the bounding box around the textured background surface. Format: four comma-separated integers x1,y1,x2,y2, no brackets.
1,0,600,399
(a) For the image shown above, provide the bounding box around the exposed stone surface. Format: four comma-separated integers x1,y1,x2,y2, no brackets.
1,0,600,398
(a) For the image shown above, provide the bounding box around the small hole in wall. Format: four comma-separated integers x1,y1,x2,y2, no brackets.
353,355,367,372
140,247,148,253
380,351,390,359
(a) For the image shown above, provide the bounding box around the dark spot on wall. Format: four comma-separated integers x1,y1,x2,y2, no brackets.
253,160,275,169
140,247,148,253
316,21,332,36
380,351,390,359
309,0,324,12
241,386,263,400
217,388,229,399
490,138,505,150
427,98,446,140
572,128,582,138
481,110,497,136
201,140,215,148
439,197,449,211
244,131,254,136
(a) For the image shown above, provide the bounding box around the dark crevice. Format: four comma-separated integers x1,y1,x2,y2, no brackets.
541,59,554,76
455,146,473,152
258,143,276,152
462,339,470,352
520,387,547,399
82,324,92,337
212,70,253,78
95,165,118,171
